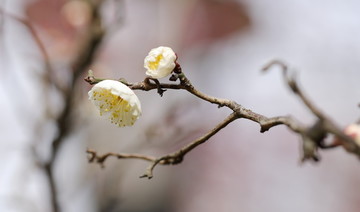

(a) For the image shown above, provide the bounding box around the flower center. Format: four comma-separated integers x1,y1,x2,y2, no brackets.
148,54,163,70
93,89,136,126
93,89,127,114
89,80,141,127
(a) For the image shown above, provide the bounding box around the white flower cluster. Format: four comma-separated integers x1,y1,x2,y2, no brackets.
88,46,176,127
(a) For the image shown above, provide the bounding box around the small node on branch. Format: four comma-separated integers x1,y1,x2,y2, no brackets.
86,149,106,168
84,70,105,85
149,78,167,96
86,149,96,163
173,62,182,74
169,74,179,81
139,158,163,179
301,136,320,162
169,56,182,82
306,120,327,145
300,120,327,162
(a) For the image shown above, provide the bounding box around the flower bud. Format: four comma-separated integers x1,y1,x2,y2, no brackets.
344,124,360,146
144,46,176,79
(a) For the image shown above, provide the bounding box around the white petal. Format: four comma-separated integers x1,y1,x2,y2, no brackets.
88,80,142,127
144,46,176,79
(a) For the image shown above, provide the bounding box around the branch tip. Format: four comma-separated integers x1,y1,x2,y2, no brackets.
262,60,288,73
88,70,94,77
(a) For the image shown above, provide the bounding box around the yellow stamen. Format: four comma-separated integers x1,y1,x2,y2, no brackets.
148,54,163,70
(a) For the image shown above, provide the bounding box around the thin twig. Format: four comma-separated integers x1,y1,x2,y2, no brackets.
87,148,157,167
87,112,239,179
263,60,360,157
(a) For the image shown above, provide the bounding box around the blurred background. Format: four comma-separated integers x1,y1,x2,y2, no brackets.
1,0,360,211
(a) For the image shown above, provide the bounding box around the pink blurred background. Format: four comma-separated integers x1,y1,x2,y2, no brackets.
1,0,360,211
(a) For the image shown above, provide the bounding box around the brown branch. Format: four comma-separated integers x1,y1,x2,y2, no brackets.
85,58,360,177
85,70,313,178
263,60,360,158
87,112,239,179
86,71,306,133
86,148,157,168
263,60,326,120
140,112,239,178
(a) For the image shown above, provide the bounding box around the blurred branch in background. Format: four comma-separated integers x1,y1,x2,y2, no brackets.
42,1,105,212
0,7,54,86
2,0,106,211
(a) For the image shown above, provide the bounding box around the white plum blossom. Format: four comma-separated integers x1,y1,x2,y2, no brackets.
144,46,176,79
88,80,142,127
